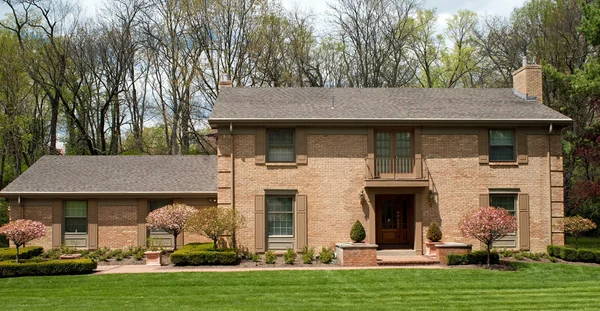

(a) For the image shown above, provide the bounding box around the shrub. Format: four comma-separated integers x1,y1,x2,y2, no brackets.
284,248,296,264
319,247,334,264
460,207,516,266
560,247,578,261
265,250,277,264
595,251,600,264
146,203,195,250
187,207,245,250
514,253,524,260
301,246,314,264
0,259,96,277
426,221,442,242
559,216,597,249
548,256,558,263
577,249,596,263
250,253,261,263
0,247,43,261
0,219,46,262
350,220,366,243
170,243,238,266
446,251,499,266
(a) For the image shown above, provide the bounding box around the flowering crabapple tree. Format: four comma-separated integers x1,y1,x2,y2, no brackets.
146,203,195,250
0,219,46,263
187,207,245,250
460,207,517,266
560,216,597,249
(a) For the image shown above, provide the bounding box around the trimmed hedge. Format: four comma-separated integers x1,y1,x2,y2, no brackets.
0,259,97,277
447,251,500,265
547,245,600,264
170,243,238,266
0,247,44,261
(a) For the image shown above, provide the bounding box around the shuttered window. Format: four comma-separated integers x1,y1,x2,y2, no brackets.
64,201,87,233
267,129,295,162
490,194,517,234
267,196,294,236
489,130,515,161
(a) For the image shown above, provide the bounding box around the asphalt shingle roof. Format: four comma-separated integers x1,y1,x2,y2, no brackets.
0,155,217,195
210,88,571,122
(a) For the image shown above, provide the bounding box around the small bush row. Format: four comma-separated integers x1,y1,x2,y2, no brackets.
547,245,600,263
262,247,334,265
0,259,97,277
170,243,238,266
447,251,500,265
0,247,43,261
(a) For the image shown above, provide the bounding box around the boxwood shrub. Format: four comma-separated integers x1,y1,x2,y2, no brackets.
170,243,238,266
0,259,97,277
0,247,44,261
547,245,600,263
560,247,578,262
447,251,500,265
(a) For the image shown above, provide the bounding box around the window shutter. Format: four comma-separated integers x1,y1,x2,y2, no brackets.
296,128,307,164
255,195,266,253
255,128,266,164
296,195,308,250
518,193,530,250
52,199,63,249
478,129,489,164
479,194,489,208
88,199,98,250
517,129,528,164
137,199,148,247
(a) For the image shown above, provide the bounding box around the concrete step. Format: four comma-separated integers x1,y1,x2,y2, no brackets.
377,256,440,266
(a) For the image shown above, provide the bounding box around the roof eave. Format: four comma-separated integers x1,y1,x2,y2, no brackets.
209,118,573,127
0,191,217,199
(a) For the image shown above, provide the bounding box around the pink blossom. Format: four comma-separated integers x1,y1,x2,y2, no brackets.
0,219,46,262
146,203,195,250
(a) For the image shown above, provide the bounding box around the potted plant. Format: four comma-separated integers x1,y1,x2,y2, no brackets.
425,221,443,256
144,237,163,266
350,220,366,243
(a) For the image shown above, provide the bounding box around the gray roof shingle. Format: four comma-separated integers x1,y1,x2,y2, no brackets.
210,88,571,123
0,155,217,196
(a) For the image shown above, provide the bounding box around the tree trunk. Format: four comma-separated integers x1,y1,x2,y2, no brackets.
173,232,178,251
15,244,19,263
487,242,492,267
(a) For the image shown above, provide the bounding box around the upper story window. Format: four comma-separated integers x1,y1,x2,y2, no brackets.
64,201,87,234
267,129,295,162
489,130,515,162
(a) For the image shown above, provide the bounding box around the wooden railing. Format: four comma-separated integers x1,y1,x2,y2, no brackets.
365,157,425,179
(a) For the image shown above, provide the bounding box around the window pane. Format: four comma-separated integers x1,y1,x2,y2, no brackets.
490,195,516,215
267,129,295,162
490,130,514,146
267,146,295,162
376,133,390,158
396,132,411,158
268,129,294,145
267,196,294,236
149,200,172,212
490,146,515,161
267,197,293,212
65,218,87,233
65,201,87,217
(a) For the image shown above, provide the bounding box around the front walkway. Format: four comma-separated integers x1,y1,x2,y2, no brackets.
376,249,440,266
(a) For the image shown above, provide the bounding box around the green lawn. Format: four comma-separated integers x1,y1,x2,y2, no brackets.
566,236,600,250
1,263,599,310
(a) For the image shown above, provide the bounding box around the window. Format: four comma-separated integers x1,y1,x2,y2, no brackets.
267,129,295,162
490,195,517,217
489,130,515,161
148,200,173,233
64,201,87,233
267,196,294,236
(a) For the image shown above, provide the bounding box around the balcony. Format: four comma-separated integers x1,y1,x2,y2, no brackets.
364,157,429,187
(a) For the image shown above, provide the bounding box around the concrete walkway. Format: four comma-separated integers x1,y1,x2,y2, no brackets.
95,263,445,274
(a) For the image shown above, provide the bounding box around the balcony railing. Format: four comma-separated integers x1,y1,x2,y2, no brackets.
365,157,425,179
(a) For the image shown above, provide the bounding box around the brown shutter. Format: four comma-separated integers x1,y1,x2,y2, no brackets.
255,195,266,253
296,195,307,250
517,129,528,164
255,128,266,164
518,193,530,250
137,199,148,247
52,199,63,249
479,194,490,208
296,128,307,164
88,199,98,250
479,129,489,164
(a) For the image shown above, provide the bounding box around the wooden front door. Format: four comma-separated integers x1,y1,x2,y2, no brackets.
376,195,414,247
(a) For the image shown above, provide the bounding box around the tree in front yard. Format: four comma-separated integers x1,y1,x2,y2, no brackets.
560,216,597,249
0,219,46,262
187,207,244,249
146,203,195,250
460,207,517,266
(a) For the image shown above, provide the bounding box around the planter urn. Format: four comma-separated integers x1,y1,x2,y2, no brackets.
145,251,162,266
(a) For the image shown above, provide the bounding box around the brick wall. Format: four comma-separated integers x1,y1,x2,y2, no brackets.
10,205,53,250
98,205,137,249
513,65,543,104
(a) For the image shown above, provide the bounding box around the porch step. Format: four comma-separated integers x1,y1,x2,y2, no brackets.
377,256,440,266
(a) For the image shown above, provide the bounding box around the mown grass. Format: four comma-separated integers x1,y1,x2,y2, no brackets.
1,263,599,310
566,236,600,250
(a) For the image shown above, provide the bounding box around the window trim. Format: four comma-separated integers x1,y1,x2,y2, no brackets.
489,129,516,162
266,128,296,163
266,195,295,238
64,200,88,234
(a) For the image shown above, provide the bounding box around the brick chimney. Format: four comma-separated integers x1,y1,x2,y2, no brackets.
512,56,543,103
218,73,232,88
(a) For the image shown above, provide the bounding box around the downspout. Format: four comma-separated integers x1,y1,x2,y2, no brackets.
231,122,236,249
547,124,553,245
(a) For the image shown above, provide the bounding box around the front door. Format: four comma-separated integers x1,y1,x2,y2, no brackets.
376,195,414,247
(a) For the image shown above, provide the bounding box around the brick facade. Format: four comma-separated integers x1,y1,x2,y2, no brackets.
98,205,138,249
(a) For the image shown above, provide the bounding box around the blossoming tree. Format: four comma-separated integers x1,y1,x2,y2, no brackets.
187,207,244,249
460,207,517,266
560,216,597,249
146,203,195,250
0,219,46,262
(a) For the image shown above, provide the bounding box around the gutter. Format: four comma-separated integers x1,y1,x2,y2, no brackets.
209,118,573,127
0,191,218,199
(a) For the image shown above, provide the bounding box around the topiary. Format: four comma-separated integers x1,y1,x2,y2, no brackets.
426,221,442,242
350,220,366,243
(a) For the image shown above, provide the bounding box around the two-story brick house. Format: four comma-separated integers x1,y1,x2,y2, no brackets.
1,60,571,254
209,60,571,254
